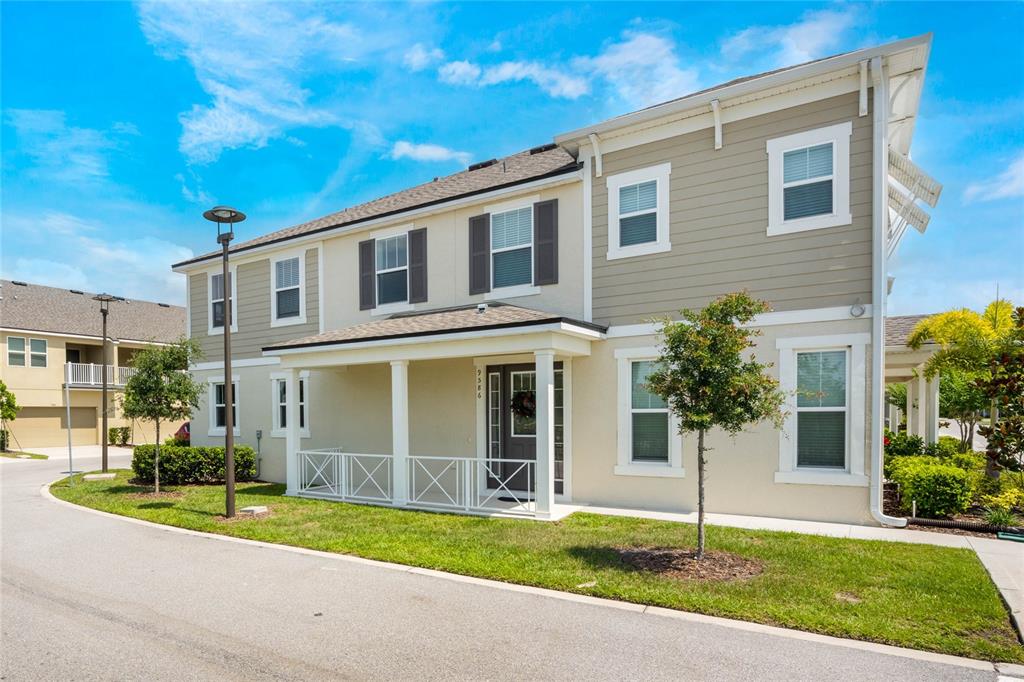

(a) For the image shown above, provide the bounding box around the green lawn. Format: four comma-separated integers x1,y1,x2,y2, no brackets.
1,450,48,459
51,470,1023,663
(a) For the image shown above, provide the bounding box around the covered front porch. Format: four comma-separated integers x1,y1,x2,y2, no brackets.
263,304,605,519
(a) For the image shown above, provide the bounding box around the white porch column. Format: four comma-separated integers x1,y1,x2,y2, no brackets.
534,350,556,518
391,360,409,505
284,368,300,495
914,373,927,439
905,379,918,436
926,373,940,445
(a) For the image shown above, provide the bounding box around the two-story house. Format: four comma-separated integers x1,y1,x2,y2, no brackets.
0,280,186,448
172,35,940,525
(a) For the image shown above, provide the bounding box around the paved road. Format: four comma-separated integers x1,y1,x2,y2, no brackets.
0,452,1013,681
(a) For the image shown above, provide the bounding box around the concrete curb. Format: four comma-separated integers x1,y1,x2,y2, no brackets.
42,478,1021,676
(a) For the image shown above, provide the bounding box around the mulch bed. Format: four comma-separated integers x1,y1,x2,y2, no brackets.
615,547,763,582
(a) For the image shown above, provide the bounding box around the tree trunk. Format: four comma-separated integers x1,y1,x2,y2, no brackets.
985,400,1000,479
154,419,161,494
696,428,706,560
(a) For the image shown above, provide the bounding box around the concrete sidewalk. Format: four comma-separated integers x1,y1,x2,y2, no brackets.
568,503,1024,635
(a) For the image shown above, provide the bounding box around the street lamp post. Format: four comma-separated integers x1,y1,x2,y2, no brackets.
93,293,115,473
203,206,246,518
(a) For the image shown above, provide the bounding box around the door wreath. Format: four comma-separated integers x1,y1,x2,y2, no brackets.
510,390,536,419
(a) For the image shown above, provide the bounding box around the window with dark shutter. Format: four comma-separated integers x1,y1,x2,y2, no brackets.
358,239,376,310
533,199,558,285
408,228,428,303
469,214,490,295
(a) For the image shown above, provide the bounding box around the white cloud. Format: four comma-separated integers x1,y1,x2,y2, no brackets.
721,8,860,69
963,153,1024,203
3,109,128,184
390,141,472,166
438,60,482,86
577,32,699,107
404,43,444,71
480,61,589,99
175,172,213,205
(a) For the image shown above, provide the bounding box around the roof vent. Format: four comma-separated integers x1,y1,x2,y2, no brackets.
529,143,557,155
467,159,497,172
11,280,27,286
158,303,170,308
476,303,488,314
69,289,84,295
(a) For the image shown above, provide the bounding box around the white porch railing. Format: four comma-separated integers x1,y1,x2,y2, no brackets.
65,363,138,388
295,449,537,517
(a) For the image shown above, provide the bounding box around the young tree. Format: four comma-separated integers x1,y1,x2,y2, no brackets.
121,339,203,493
647,292,786,559
0,380,20,452
977,306,1024,480
938,368,987,452
886,383,908,428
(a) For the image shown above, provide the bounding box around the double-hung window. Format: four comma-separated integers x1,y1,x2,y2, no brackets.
766,121,852,235
375,235,408,304
210,380,239,435
273,257,302,322
491,207,533,289
796,350,847,468
606,163,671,260
209,270,236,333
7,336,25,366
613,347,684,477
271,374,309,438
29,339,46,367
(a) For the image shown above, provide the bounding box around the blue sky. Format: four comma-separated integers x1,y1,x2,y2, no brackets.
2,2,1022,314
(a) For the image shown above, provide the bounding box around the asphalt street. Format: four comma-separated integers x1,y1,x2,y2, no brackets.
0,449,1013,681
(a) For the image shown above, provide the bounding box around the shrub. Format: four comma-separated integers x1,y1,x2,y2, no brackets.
108,426,131,446
164,436,188,446
938,435,965,453
984,507,1019,529
131,445,256,486
981,488,1024,512
0,428,8,452
885,429,924,458
924,438,960,459
889,457,973,518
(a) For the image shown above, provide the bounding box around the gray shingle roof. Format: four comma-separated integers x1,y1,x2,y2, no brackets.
264,303,604,351
886,314,930,347
0,280,185,344
175,145,579,268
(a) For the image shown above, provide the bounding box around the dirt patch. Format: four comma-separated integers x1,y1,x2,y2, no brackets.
615,547,763,582
834,591,862,604
216,510,273,523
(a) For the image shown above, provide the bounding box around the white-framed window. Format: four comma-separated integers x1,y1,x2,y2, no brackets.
775,333,868,486
29,339,46,367
271,253,306,326
271,372,310,438
6,336,25,366
491,206,533,290
606,162,671,260
766,121,852,236
207,267,237,335
613,347,684,477
376,234,409,305
208,377,239,436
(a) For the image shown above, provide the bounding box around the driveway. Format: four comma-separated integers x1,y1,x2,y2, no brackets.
1,456,1018,681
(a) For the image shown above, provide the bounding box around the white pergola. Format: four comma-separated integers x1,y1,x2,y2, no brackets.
885,343,940,443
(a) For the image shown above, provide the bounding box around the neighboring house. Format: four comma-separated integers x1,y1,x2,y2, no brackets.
0,280,186,448
173,35,941,525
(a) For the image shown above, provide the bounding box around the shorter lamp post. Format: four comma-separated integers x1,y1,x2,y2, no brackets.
203,205,246,518
93,293,115,473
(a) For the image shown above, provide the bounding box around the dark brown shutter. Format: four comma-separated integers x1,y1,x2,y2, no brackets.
408,228,428,303
533,199,558,285
358,239,375,310
469,213,490,295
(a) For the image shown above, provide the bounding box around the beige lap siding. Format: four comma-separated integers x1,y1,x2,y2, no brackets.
592,91,873,327
189,247,320,361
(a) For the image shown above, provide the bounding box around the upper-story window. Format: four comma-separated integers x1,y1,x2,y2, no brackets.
606,163,671,261
491,207,533,289
766,121,852,236
271,253,306,326
5,336,43,367
375,235,408,304
208,269,236,334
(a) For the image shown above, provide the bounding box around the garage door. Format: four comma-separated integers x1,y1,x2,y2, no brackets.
8,407,97,448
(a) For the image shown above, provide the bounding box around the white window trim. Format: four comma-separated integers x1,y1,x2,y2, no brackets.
207,266,238,336
489,203,535,291
606,162,672,261
613,347,684,478
369,228,414,316
766,121,852,236
6,335,26,367
270,371,310,438
775,333,868,487
29,338,47,367
207,376,240,437
270,250,307,328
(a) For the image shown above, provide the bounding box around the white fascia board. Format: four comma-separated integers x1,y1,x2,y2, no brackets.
604,305,874,339
0,327,172,346
172,171,582,274
554,34,931,145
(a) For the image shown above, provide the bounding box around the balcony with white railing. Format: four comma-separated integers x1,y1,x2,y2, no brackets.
64,363,138,388
296,449,537,517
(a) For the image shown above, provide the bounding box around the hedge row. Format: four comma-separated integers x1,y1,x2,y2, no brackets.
889,455,973,518
132,444,256,485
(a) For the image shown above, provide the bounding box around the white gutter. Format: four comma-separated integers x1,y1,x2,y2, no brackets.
173,170,583,273
870,56,907,528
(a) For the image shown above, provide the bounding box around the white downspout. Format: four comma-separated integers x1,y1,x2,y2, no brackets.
870,56,907,527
